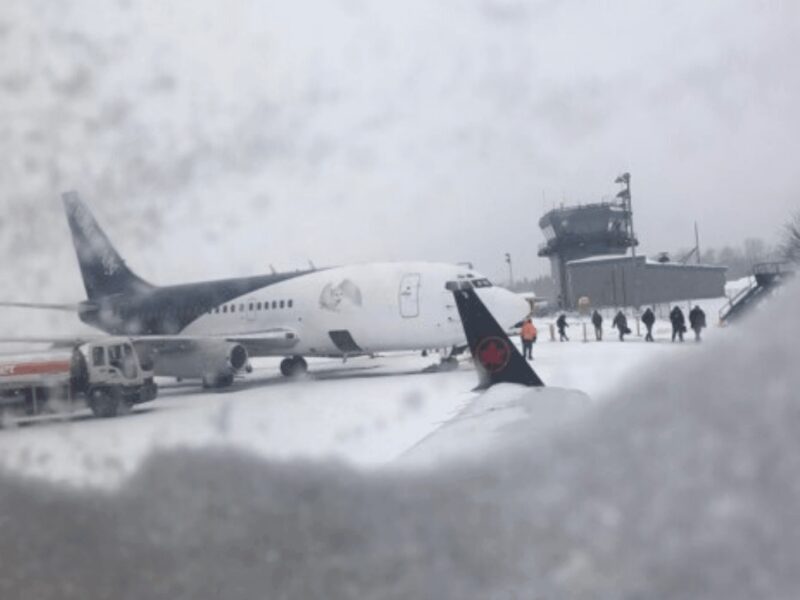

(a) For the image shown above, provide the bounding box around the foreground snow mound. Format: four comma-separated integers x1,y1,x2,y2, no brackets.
0,284,798,599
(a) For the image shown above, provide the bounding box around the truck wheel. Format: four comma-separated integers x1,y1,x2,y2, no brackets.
22,390,35,416
88,387,120,418
143,381,158,401
216,374,234,388
117,399,133,416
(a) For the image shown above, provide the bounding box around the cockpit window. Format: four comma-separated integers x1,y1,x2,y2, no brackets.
445,278,493,291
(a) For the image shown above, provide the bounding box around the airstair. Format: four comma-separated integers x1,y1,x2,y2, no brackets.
719,262,794,324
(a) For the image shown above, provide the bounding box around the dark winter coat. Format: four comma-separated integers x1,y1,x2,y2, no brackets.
556,315,568,331
689,306,707,330
591,311,603,328
641,308,655,327
612,311,629,333
670,307,686,332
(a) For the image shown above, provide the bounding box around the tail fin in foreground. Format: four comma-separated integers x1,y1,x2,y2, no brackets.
62,191,153,300
453,287,544,389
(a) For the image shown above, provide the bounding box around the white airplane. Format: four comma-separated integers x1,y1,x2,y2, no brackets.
0,192,528,387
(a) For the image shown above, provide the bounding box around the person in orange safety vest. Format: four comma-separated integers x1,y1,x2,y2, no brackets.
520,318,537,360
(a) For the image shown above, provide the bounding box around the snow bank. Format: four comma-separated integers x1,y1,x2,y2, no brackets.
0,283,798,599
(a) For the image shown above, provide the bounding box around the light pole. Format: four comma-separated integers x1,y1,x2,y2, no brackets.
505,252,514,289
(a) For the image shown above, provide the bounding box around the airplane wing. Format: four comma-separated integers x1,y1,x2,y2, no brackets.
0,301,88,312
0,329,300,355
130,329,300,356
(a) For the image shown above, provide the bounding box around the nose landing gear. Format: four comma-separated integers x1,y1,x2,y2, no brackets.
438,356,459,371
436,345,466,371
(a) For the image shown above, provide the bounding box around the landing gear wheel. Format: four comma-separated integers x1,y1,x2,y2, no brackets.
88,387,121,418
202,373,234,389
280,356,308,378
440,356,459,371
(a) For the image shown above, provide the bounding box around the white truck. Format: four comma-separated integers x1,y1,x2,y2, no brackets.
0,337,157,422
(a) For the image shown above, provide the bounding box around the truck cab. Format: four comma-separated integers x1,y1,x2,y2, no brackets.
78,338,158,418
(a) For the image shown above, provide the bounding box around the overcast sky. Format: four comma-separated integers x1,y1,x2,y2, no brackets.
1,0,798,295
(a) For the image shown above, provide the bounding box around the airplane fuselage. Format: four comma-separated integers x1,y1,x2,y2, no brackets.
80,262,527,357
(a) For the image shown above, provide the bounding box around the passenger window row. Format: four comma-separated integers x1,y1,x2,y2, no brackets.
211,299,294,314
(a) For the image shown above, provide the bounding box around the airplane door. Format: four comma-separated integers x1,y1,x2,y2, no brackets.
399,273,421,318
243,297,258,323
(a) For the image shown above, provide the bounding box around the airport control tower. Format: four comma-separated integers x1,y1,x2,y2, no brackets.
538,199,637,307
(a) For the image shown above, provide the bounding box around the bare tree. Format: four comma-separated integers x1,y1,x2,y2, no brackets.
781,211,800,264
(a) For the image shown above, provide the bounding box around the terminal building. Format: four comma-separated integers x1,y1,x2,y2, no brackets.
538,198,726,309
567,255,727,308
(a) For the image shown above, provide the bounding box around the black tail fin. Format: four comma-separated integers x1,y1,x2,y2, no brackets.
453,287,544,389
62,191,154,300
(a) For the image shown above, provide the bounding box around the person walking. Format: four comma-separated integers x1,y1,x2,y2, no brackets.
612,310,629,341
520,318,537,360
641,307,656,342
670,305,686,342
591,310,603,341
556,314,569,342
689,305,707,342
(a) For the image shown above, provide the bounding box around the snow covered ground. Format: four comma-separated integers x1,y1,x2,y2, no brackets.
0,309,724,488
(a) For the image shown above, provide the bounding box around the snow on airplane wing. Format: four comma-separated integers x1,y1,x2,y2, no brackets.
401,384,591,467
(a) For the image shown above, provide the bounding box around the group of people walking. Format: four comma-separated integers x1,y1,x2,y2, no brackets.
521,304,708,359
667,305,708,343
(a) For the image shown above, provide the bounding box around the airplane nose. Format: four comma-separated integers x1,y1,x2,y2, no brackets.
506,291,532,326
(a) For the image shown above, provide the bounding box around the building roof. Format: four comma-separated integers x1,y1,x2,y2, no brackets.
567,254,727,271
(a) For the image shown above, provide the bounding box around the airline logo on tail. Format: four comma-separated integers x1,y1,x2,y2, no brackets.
452,287,544,389
476,337,511,373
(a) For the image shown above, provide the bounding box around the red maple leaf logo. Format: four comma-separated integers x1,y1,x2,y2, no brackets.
476,337,510,373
